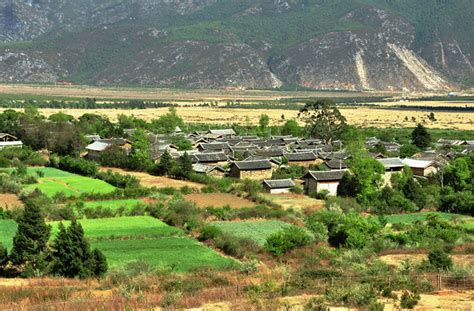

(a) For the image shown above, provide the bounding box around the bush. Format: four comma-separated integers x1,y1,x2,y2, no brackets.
198,225,222,241
400,290,420,309
58,156,98,176
427,248,453,271
305,219,328,243
265,226,311,256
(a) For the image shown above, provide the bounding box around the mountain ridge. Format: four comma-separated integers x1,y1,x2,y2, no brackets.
0,0,473,91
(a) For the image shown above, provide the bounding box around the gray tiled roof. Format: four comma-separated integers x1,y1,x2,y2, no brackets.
263,179,295,189
304,170,347,181
377,158,404,169
284,152,317,161
324,159,349,169
232,159,272,170
192,152,228,163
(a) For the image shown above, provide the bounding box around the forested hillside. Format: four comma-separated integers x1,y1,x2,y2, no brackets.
0,0,472,90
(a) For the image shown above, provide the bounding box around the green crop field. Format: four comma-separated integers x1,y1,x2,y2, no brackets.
385,212,474,229
0,219,17,251
91,237,237,272
212,220,298,246
49,216,181,240
83,199,146,211
22,167,116,197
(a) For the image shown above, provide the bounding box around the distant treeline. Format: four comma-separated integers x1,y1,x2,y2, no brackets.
0,99,175,109
417,96,474,102
387,105,474,113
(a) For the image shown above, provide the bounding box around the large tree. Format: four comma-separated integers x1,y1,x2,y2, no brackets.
298,99,347,144
130,128,152,170
411,123,431,149
9,201,51,274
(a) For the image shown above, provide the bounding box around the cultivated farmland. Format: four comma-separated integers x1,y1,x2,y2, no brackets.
385,212,474,229
23,167,116,197
92,237,237,272
212,220,296,246
49,216,181,240
82,199,146,212
0,220,17,251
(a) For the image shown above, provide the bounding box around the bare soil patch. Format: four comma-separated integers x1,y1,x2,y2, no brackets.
0,193,23,209
380,254,474,267
185,193,255,208
99,167,203,190
263,193,324,211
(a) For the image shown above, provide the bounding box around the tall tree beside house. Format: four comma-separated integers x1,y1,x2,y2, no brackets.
411,123,431,149
9,201,51,275
178,152,193,179
347,157,385,205
156,149,174,176
298,100,347,144
259,114,270,129
130,128,152,170
51,220,107,278
151,107,184,134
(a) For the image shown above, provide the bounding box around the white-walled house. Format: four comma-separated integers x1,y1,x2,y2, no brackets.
303,170,347,196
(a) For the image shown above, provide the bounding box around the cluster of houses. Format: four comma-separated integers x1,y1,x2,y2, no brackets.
83,129,473,197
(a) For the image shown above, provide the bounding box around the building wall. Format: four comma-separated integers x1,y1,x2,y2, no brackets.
240,169,273,180
269,188,291,194
289,159,323,167
229,166,241,178
316,181,339,196
304,178,318,194
87,150,101,160
412,166,437,177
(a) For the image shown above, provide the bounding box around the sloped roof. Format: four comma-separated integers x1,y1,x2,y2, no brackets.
192,163,226,174
284,152,317,161
0,133,18,140
324,159,349,169
208,129,236,136
304,170,347,181
402,158,435,169
85,141,110,152
263,179,295,189
198,142,231,151
192,152,228,163
377,158,404,169
252,149,285,157
232,159,272,170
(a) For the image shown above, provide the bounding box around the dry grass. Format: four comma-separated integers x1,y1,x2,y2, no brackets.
4,105,471,130
99,167,203,190
185,193,256,209
262,193,324,212
0,193,23,210
380,254,474,267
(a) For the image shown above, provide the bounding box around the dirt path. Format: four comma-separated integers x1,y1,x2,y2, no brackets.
99,167,203,190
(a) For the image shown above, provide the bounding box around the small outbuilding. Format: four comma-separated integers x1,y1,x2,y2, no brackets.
303,170,347,196
402,158,437,177
262,179,295,194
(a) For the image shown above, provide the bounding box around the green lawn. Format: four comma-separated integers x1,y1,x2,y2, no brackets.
91,237,237,272
49,216,181,240
22,167,116,197
212,220,297,246
0,219,17,251
83,199,145,211
385,212,474,229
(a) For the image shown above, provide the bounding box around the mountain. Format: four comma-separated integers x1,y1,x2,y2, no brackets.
0,0,473,91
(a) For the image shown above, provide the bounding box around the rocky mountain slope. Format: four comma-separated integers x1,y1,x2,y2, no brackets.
0,0,472,91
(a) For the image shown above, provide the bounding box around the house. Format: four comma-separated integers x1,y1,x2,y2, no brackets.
0,133,23,149
197,142,231,153
207,129,236,137
323,158,349,170
402,158,437,177
303,170,347,196
283,152,321,166
85,138,131,160
192,163,226,177
192,152,229,165
377,158,405,186
229,159,273,180
262,179,295,194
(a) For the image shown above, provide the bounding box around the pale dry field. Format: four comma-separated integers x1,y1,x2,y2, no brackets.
0,84,393,101
0,193,23,209
5,106,472,130
185,193,256,208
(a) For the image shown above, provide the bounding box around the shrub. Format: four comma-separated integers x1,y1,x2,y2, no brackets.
265,226,311,256
400,290,420,309
427,248,453,271
58,156,98,176
305,219,328,243
198,225,222,241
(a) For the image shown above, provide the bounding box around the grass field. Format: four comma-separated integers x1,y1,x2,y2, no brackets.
0,219,17,251
385,212,474,229
22,167,116,197
212,220,296,246
185,193,255,209
83,199,146,211
91,237,237,272
49,216,181,240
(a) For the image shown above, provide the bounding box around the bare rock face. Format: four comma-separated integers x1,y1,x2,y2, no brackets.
0,50,63,82
270,7,451,91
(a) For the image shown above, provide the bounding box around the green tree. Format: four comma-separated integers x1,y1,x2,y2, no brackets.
443,157,471,191
411,123,431,149
130,128,152,170
0,243,7,266
350,157,385,204
400,144,421,158
9,201,51,274
152,107,184,134
156,150,174,176
48,112,75,123
427,248,453,271
281,119,301,136
173,152,193,179
298,100,347,144
259,114,270,129
92,248,108,277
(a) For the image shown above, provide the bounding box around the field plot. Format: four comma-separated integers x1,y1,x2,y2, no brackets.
185,193,255,209
49,216,180,239
385,212,474,229
212,220,295,246
83,199,146,212
21,167,115,197
92,237,237,272
100,167,203,190
0,194,23,210
262,193,324,211
380,254,474,267
0,219,17,251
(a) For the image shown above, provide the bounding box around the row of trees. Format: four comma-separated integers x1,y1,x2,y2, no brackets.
0,197,107,278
